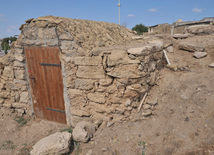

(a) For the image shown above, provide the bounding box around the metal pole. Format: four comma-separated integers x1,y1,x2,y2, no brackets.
118,0,121,25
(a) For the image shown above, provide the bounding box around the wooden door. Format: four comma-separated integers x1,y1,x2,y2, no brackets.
25,47,66,124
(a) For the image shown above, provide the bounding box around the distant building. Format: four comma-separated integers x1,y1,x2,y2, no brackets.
148,17,214,35
148,23,172,35
172,17,214,34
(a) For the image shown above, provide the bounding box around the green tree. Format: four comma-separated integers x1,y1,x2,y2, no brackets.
1,36,17,54
132,24,148,35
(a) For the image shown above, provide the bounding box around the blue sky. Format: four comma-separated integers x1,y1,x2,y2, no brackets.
0,0,213,38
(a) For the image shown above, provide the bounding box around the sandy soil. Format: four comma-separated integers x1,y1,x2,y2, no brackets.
0,34,214,155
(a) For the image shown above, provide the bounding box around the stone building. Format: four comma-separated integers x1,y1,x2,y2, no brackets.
148,23,171,35
0,16,164,126
148,17,214,35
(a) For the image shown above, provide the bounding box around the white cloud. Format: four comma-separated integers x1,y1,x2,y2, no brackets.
148,8,158,12
192,8,203,13
128,14,135,17
0,14,5,17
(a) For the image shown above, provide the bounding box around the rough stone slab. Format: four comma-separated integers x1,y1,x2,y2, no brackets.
12,102,28,109
88,102,114,114
193,52,207,59
99,76,113,86
60,40,75,51
106,64,146,78
147,40,163,52
70,108,91,117
15,54,24,62
76,66,106,79
75,79,96,90
87,92,106,104
127,46,153,56
3,66,14,78
14,70,25,80
166,46,174,53
5,81,19,90
173,34,189,39
74,57,102,66
30,132,72,155
68,89,83,99
14,61,25,67
59,32,74,40
73,121,96,143
179,42,205,52
107,50,140,67
20,92,29,103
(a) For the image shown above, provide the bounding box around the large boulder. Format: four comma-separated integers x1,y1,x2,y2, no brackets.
179,42,205,52
173,34,190,39
30,132,72,155
127,40,163,56
72,121,96,143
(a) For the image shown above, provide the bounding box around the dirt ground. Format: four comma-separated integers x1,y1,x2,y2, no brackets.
1,34,214,155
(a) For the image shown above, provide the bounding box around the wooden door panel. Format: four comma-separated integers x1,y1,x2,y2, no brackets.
25,47,66,124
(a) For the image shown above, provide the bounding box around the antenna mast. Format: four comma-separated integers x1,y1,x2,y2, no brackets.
118,0,121,25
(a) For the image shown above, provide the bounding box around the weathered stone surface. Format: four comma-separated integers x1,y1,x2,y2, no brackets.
14,48,23,54
193,52,207,59
173,34,189,39
73,121,96,143
3,66,14,78
132,36,143,40
124,98,132,107
12,102,28,109
37,27,57,39
20,92,29,103
59,32,74,40
5,81,19,90
14,61,25,67
14,54,24,62
70,108,91,117
127,46,153,56
179,42,205,52
99,76,113,86
107,50,140,67
60,40,75,51
88,102,114,114
30,132,72,155
74,56,102,66
106,64,146,78
68,89,83,99
76,66,106,79
75,79,96,90
147,40,164,52
0,91,10,99
87,92,106,104
14,70,25,80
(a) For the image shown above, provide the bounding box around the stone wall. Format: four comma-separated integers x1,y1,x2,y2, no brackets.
0,42,30,114
0,16,164,126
